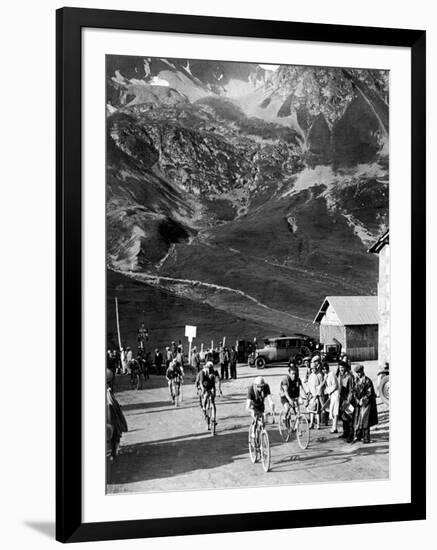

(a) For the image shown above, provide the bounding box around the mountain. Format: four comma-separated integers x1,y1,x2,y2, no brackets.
106,56,389,347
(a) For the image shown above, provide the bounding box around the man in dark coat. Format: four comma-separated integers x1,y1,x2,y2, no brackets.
352,364,378,443
229,346,238,379
219,344,229,380
154,348,163,375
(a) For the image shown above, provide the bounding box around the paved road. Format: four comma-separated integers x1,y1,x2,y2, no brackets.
108,362,389,494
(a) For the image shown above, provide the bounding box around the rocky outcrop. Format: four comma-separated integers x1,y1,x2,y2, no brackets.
307,114,332,161
105,56,389,326
333,95,381,166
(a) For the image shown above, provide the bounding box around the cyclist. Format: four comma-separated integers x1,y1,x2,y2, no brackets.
129,358,140,388
246,376,275,438
194,362,211,409
165,359,183,405
195,361,222,428
279,364,307,420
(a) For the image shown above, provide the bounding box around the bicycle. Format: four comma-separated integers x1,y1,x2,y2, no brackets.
204,391,217,436
248,412,271,472
278,398,310,449
170,378,182,407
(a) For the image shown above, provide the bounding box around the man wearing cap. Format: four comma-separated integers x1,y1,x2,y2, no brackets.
246,376,275,438
352,364,378,443
279,364,307,421
165,359,183,405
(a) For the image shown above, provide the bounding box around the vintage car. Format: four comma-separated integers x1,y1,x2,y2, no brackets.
320,342,342,362
377,362,389,405
249,336,312,369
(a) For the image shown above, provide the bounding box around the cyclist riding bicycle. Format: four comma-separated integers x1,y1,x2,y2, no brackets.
165,359,183,404
196,361,222,407
195,361,222,429
246,376,275,438
279,364,307,418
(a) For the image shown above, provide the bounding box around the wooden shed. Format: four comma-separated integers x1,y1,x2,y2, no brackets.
314,296,379,361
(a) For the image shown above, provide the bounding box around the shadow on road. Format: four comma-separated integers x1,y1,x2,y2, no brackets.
109,429,250,485
271,441,389,474
121,400,173,412
114,373,169,393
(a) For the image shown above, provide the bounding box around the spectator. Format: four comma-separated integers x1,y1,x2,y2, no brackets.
165,346,172,369
120,347,128,374
191,347,201,373
137,349,149,382
129,357,139,388
323,363,340,433
145,351,152,379
219,344,229,380
106,369,128,461
307,356,323,429
338,362,355,442
320,363,330,426
229,346,238,379
352,364,378,444
137,356,147,390
170,341,177,359
126,347,133,374
176,346,185,376
302,356,311,382
112,349,121,374
154,348,163,375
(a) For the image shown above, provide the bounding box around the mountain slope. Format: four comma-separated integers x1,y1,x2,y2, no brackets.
105,57,388,343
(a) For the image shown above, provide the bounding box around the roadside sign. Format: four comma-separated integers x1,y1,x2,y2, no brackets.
185,325,197,367
185,325,197,341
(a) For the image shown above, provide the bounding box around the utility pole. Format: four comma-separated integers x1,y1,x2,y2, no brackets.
115,297,122,350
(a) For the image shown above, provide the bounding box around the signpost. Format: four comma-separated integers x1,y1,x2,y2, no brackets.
185,325,197,367
115,297,122,350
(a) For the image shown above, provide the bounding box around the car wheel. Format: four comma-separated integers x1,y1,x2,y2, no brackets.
256,357,266,369
379,375,389,405
294,354,303,367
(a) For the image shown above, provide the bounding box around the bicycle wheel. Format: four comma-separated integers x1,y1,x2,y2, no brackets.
248,427,258,463
174,383,180,407
260,430,271,472
205,401,211,429
278,410,291,442
296,415,310,450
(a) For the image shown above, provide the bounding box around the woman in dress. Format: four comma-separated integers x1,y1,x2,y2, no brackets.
307,356,324,429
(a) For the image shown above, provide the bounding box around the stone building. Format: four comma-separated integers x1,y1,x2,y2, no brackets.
368,230,390,367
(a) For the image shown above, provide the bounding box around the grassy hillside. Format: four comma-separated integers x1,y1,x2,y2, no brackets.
106,270,311,352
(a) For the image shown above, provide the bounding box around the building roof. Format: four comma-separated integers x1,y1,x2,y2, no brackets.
368,230,389,254
313,296,378,325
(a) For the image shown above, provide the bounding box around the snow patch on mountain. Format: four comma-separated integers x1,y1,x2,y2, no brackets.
342,214,375,246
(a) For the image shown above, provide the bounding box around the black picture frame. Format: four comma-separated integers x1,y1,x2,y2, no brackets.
56,7,426,543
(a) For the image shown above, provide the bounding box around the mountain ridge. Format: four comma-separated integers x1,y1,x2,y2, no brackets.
106,56,388,343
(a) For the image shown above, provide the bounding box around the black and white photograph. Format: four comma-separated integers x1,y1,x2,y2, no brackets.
105,55,390,494
0,0,431,546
